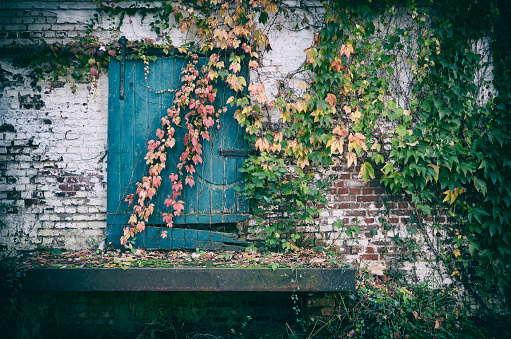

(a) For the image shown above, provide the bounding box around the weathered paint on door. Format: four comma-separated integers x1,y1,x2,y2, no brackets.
107,56,249,248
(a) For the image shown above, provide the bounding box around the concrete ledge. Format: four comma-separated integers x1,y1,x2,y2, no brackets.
23,268,356,292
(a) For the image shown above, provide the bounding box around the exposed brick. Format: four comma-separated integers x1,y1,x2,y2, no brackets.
357,195,380,202
24,198,39,207
58,184,74,191
334,195,355,202
360,254,379,260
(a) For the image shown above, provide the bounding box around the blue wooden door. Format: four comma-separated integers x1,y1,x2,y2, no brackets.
107,56,249,248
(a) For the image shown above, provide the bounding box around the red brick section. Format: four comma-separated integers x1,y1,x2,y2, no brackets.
319,164,449,266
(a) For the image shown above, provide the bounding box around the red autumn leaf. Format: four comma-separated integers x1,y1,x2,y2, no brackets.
164,196,175,208
192,154,202,165
171,190,180,199
205,105,214,115
332,125,348,137
156,128,165,139
185,176,195,188
203,117,215,128
340,43,354,57
229,62,241,73
180,149,190,162
147,140,160,151
124,194,134,205
166,138,176,148
194,145,202,155
153,176,161,188
172,181,183,192
242,44,251,53
161,230,168,239
162,213,173,227
173,200,185,216
169,173,179,182
330,58,345,72
136,221,145,232
147,186,156,199
201,130,210,141
185,165,196,174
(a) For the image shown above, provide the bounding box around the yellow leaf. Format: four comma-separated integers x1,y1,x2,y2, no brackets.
428,164,440,181
286,139,298,154
350,110,362,121
272,131,283,143
326,135,344,155
255,138,270,152
270,143,281,153
224,14,234,27
294,99,307,112
442,190,451,204
311,108,324,123
279,110,291,123
297,157,309,169
346,152,357,168
453,249,460,258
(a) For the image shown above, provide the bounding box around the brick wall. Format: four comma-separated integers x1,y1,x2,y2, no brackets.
0,1,451,285
0,58,108,252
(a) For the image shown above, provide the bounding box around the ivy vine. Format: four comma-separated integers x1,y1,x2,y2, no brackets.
1,0,510,309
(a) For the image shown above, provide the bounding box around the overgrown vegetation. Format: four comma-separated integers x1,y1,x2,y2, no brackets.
0,0,510,325
238,153,329,250
306,269,510,339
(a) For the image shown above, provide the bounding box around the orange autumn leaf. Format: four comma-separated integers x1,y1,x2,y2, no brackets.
325,93,337,107
332,125,348,137
330,58,345,72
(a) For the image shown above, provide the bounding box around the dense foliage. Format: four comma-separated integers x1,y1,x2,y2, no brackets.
1,0,509,310
245,0,511,300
